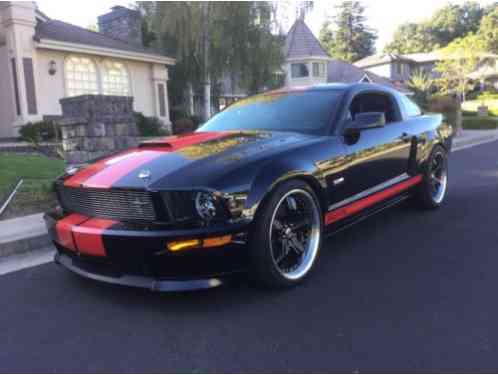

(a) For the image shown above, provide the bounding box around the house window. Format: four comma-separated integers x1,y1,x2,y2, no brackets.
102,61,130,96
291,63,309,78
65,56,99,97
312,62,325,77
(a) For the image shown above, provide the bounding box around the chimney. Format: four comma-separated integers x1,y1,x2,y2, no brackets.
97,6,143,46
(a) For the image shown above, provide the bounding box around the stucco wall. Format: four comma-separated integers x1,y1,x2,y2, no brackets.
0,44,15,137
34,49,164,120
35,49,66,117
128,60,156,117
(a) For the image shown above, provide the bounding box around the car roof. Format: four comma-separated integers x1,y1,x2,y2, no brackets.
265,83,403,96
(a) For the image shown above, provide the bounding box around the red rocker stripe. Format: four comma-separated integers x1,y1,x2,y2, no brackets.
325,175,423,226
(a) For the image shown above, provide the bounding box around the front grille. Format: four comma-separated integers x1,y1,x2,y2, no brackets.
56,184,158,222
162,191,196,220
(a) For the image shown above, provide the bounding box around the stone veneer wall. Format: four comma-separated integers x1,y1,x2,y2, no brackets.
58,95,139,163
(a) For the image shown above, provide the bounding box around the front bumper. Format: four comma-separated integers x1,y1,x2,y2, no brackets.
45,210,251,291
54,253,223,291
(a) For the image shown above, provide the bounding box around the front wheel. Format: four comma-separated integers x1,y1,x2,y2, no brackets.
249,180,323,288
414,145,448,209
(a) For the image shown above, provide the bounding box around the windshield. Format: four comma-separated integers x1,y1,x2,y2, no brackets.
198,90,344,134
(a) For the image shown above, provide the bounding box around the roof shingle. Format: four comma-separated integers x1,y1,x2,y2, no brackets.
35,19,171,58
284,19,329,59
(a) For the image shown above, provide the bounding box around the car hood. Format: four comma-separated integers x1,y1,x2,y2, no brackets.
62,130,320,191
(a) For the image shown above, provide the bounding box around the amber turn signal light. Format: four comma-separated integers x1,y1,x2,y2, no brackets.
167,235,232,252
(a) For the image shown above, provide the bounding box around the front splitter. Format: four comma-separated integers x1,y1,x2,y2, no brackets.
54,253,223,292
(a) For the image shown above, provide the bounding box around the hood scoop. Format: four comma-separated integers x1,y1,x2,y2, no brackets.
139,132,233,151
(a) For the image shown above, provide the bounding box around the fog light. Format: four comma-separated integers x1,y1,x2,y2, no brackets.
203,235,232,248
167,235,232,252
167,239,201,252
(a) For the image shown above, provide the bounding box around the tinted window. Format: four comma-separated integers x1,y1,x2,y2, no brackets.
349,92,401,123
198,90,343,134
401,95,422,117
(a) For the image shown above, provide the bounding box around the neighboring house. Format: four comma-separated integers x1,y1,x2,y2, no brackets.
0,2,175,138
355,51,498,89
283,18,410,94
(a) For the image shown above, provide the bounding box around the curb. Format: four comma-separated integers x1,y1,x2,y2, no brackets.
0,233,51,258
453,134,498,151
0,213,50,259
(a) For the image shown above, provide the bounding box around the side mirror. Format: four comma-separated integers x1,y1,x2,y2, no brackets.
345,112,386,135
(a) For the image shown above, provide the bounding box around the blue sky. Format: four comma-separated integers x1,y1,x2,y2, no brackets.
36,0,495,51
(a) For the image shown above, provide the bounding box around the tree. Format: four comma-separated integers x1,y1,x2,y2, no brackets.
385,1,486,54
478,5,498,54
435,33,486,134
321,1,377,62
430,2,483,45
385,23,440,54
436,33,486,100
140,2,284,120
408,70,433,109
319,21,334,55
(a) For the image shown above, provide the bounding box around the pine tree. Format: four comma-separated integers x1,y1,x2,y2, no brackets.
324,1,376,62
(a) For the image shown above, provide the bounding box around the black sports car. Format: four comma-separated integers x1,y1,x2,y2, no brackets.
45,83,453,290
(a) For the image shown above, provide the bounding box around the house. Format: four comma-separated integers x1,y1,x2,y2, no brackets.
0,2,175,138
355,51,498,89
283,18,410,94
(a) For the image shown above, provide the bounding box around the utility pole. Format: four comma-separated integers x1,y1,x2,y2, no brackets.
202,2,211,121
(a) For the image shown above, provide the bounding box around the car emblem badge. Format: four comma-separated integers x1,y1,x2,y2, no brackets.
138,169,152,184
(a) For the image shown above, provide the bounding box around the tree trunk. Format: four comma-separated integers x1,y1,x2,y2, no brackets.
186,83,194,116
202,2,211,122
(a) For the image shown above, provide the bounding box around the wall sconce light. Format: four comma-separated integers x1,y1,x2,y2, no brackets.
48,60,57,76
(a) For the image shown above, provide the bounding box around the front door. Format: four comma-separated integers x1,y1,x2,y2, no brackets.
339,91,412,200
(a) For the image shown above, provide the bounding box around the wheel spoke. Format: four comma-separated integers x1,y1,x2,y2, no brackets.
269,189,321,280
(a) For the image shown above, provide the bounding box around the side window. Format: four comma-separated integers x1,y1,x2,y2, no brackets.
349,93,401,124
401,95,422,117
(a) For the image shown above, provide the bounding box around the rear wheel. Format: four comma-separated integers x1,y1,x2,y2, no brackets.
414,145,448,209
249,180,323,288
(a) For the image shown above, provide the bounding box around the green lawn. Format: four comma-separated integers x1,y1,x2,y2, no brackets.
0,153,66,220
462,99,498,117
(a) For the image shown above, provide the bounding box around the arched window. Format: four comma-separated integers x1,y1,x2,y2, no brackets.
101,61,130,96
65,56,99,97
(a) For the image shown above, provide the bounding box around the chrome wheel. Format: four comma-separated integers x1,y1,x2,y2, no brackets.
269,189,321,281
430,150,448,204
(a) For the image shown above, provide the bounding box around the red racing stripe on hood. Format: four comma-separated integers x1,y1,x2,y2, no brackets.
80,149,163,189
55,213,89,251
72,218,117,257
63,150,132,188
64,132,230,189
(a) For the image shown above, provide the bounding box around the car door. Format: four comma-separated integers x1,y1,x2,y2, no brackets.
338,90,413,200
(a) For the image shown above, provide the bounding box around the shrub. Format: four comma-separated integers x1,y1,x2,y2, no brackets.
173,117,196,135
19,121,60,143
134,113,167,137
463,116,498,130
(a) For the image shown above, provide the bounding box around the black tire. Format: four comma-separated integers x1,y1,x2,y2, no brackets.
414,145,448,209
248,180,323,288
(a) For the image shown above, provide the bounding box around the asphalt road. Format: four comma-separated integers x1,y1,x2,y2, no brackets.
2,141,498,373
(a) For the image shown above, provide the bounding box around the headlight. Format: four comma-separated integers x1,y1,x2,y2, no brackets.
162,190,248,223
195,192,218,220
